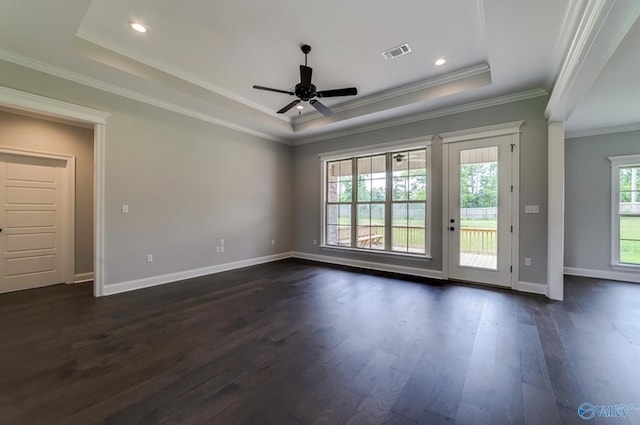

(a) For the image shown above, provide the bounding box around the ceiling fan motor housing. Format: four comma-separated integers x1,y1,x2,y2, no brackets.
295,83,316,101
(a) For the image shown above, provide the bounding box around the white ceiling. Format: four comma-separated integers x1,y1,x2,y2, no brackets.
0,0,639,143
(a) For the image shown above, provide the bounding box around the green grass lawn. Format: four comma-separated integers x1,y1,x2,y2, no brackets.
460,218,497,229
620,216,640,264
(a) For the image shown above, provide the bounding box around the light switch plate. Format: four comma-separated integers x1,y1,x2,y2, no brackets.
122,204,129,214
525,205,539,213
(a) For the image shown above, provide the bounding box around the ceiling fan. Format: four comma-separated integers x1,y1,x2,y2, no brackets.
253,44,358,117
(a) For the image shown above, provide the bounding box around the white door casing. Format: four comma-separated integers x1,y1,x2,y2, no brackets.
0,86,108,296
441,121,522,289
0,149,75,293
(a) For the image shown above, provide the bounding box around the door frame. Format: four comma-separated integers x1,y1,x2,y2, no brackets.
0,147,75,285
0,86,110,296
441,121,523,289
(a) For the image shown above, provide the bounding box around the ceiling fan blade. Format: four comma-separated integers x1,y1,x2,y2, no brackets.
300,65,312,88
253,85,295,96
310,100,334,117
316,87,358,98
277,99,301,114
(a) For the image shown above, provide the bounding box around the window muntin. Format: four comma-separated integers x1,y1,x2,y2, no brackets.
324,147,429,256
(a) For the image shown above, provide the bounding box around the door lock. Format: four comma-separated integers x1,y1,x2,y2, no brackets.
449,226,455,231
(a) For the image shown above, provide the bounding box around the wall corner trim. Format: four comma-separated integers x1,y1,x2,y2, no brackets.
102,252,293,296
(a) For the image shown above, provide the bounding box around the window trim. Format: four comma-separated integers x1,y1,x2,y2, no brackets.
320,136,433,258
609,153,640,271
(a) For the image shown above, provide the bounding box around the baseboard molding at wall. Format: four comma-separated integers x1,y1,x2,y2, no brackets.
514,281,547,295
74,272,94,283
564,267,640,283
102,252,294,296
292,251,444,280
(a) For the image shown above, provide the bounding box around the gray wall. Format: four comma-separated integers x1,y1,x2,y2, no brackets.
565,129,640,271
292,96,550,284
0,59,292,287
0,109,94,275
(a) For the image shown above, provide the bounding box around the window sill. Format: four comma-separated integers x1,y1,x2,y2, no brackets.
320,244,431,261
610,263,640,272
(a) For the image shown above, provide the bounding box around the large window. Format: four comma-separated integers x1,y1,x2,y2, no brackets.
324,145,430,256
610,154,640,268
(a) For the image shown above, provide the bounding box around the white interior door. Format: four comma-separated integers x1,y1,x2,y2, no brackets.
0,153,67,293
446,135,514,287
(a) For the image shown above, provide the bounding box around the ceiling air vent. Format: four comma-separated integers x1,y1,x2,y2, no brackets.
381,43,412,60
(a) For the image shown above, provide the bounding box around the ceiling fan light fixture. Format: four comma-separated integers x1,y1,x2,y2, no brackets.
296,104,304,110
435,58,447,66
128,21,147,33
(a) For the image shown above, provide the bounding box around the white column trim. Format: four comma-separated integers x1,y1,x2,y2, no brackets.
547,122,565,300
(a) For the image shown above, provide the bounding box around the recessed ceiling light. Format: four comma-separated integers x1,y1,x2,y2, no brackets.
129,21,147,33
296,104,304,110
435,58,447,66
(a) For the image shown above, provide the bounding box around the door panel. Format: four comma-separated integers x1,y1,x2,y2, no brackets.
0,154,66,293
447,136,513,287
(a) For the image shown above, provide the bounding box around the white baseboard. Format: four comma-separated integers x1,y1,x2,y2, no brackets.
514,281,547,295
564,267,640,283
102,252,293,296
74,272,94,283
292,251,444,280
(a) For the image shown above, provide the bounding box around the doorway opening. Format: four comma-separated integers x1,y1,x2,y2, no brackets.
0,86,109,296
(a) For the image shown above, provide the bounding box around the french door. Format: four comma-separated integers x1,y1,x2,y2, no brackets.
444,134,516,287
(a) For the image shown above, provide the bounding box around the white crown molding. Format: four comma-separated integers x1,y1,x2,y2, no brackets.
545,0,586,88
545,0,640,122
293,64,491,125
295,89,545,146
103,252,293,296
566,122,640,139
440,120,524,144
75,31,291,123
0,85,109,123
292,251,443,280
0,48,288,144
564,266,640,283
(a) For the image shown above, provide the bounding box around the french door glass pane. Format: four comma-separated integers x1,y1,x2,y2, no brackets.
459,146,498,269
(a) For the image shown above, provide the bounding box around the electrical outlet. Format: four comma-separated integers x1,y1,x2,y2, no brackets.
121,204,129,214
313,239,317,245
524,257,532,266
146,254,153,263
220,239,224,246
216,246,221,254
220,246,225,253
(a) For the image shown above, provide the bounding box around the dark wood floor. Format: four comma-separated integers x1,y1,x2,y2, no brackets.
1,259,640,425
